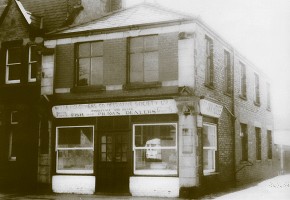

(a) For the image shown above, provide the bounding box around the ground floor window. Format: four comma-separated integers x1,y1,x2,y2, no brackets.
133,123,177,176
203,123,217,174
56,126,94,174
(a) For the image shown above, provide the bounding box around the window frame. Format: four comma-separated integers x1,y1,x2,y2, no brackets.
203,122,217,175
205,36,214,87
132,122,178,176
240,62,247,99
5,47,22,84
240,123,248,161
224,50,232,94
129,35,159,84
28,45,37,82
267,130,272,159
254,73,260,105
55,125,94,174
76,41,104,87
266,82,271,110
255,127,262,160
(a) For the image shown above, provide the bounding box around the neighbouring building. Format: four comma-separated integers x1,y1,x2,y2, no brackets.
0,0,277,197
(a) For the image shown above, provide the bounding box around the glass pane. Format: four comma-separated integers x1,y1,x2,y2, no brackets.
107,136,112,144
135,149,177,175
57,149,93,172
101,144,106,152
58,127,93,148
91,42,103,57
30,46,38,61
91,57,103,85
30,63,37,79
130,37,143,53
116,152,121,162
101,136,106,143
134,124,177,147
78,58,90,86
144,52,158,82
144,35,158,51
8,64,21,81
79,43,90,57
8,47,21,64
122,153,127,162
203,149,215,172
107,152,112,162
101,153,106,161
107,144,112,152
130,53,143,82
203,124,216,148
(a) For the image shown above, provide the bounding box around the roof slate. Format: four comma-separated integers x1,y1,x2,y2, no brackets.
50,3,193,35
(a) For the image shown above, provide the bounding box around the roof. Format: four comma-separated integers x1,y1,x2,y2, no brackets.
15,0,41,28
49,3,194,35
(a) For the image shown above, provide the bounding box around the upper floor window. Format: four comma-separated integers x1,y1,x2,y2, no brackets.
266,82,271,110
5,47,22,84
254,73,260,105
205,36,214,87
77,41,103,86
129,35,159,83
28,45,37,82
240,62,247,98
224,50,232,94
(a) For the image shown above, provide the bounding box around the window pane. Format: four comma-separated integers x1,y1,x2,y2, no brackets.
8,64,21,81
79,43,90,57
57,149,93,172
58,127,93,148
78,58,90,86
30,63,37,79
203,125,216,148
144,51,158,82
130,53,144,82
91,57,103,85
130,37,143,53
91,42,103,56
135,149,177,175
144,35,158,51
134,124,177,147
30,46,38,61
8,47,21,64
203,149,215,172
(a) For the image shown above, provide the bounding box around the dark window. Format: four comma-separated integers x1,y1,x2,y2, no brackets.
240,123,248,161
267,130,272,159
254,73,260,104
77,41,103,86
28,45,38,82
39,118,49,154
129,35,159,83
266,83,271,110
6,47,22,84
255,127,261,160
224,50,232,94
205,36,214,86
240,62,247,98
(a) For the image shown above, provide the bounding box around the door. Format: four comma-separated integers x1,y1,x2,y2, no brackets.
96,131,130,193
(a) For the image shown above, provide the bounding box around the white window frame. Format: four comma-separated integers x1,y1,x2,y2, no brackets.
5,47,21,84
10,111,19,125
28,45,37,82
55,125,94,174
203,123,217,175
8,131,16,161
132,123,178,176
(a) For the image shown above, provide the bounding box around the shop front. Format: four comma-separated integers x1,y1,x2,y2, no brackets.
51,99,183,196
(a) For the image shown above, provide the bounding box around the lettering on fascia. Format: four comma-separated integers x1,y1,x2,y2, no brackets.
200,99,223,118
52,99,178,118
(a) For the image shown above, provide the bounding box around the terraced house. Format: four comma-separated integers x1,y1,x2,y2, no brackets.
0,0,278,197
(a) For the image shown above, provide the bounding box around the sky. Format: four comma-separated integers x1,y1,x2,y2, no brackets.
126,0,290,129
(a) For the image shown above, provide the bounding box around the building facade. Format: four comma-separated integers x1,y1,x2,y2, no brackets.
0,0,277,197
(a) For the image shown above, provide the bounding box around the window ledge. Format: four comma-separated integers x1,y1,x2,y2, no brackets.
203,171,219,176
254,101,261,107
124,82,162,90
223,91,232,97
204,83,215,90
239,94,247,100
71,85,105,93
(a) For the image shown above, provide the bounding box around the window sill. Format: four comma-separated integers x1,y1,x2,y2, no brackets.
239,94,247,100
254,101,261,107
124,82,161,90
203,171,219,176
223,91,232,97
204,83,215,90
71,85,105,93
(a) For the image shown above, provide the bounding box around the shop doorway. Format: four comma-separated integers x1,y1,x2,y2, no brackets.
96,131,131,193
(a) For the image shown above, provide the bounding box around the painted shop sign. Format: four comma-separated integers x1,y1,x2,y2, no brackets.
52,99,178,118
200,99,223,118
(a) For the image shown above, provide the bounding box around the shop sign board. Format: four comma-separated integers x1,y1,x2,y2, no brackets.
52,99,178,118
200,99,223,118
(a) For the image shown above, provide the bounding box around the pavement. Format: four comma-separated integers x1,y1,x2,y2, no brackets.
0,174,289,200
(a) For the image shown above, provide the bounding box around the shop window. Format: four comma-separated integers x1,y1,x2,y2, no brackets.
6,47,22,84
77,41,103,86
129,35,159,83
224,50,232,94
267,130,272,159
28,45,38,82
255,127,261,160
56,126,94,174
133,123,177,176
240,123,248,161
254,73,260,105
205,36,214,87
266,83,271,110
203,123,217,174
240,62,247,98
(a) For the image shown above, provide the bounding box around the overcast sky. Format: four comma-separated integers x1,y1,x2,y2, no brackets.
126,0,290,129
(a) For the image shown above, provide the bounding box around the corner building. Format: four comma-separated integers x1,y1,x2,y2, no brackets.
41,3,276,197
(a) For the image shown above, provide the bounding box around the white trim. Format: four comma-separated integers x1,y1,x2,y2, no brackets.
10,111,19,125
28,45,37,82
202,123,217,174
5,48,21,84
8,131,16,161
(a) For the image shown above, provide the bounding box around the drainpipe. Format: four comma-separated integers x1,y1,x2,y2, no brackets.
232,49,237,185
